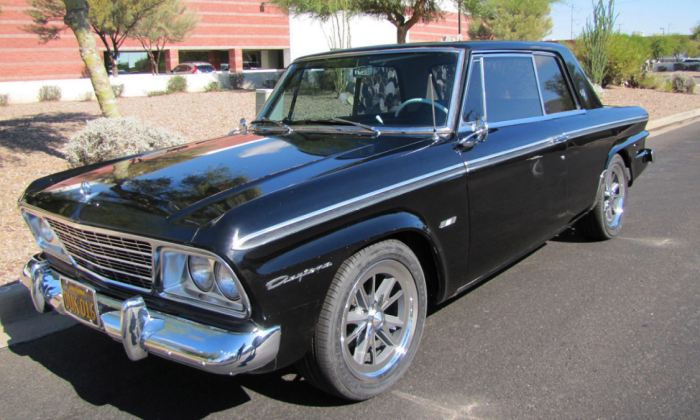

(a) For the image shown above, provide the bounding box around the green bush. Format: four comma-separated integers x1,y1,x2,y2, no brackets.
38,85,61,102
0,94,8,107
604,34,651,87
166,75,187,93
147,90,168,97
78,92,93,102
229,73,245,89
64,117,189,167
669,72,696,93
638,74,659,89
262,78,278,89
112,84,124,97
204,81,222,92
673,63,688,71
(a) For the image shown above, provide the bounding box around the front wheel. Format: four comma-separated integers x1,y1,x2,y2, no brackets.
296,240,427,401
578,154,628,240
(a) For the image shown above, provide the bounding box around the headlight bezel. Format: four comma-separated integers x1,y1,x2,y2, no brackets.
159,247,250,318
20,210,70,262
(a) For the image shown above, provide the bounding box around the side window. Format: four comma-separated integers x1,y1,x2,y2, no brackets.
461,58,484,124
534,55,576,114
483,56,543,123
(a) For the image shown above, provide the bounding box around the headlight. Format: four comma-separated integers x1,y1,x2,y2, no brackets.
39,218,54,242
215,262,240,300
188,256,214,292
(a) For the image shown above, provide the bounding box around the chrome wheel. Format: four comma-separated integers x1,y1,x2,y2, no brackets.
341,259,419,379
603,162,626,228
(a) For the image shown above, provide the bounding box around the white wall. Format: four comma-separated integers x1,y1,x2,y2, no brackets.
0,71,280,104
290,15,397,62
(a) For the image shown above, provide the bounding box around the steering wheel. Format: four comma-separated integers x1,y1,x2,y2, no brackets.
394,98,449,117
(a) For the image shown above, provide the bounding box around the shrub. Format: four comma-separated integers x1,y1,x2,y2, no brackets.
64,117,189,168
261,78,278,89
673,62,688,71
604,34,651,87
112,84,124,97
669,72,696,93
0,94,8,107
147,90,168,97
688,63,700,71
638,74,659,90
166,75,187,93
204,81,222,92
79,92,93,102
229,73,245,89
38,85,61,102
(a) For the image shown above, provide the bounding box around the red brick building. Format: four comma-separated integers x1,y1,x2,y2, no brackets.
0,1,470,82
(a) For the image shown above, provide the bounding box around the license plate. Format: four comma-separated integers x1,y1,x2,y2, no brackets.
61,277,100,327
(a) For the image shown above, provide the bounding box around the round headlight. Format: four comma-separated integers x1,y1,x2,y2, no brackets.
39,218,54,242
188,256,214,292
215,262,240,300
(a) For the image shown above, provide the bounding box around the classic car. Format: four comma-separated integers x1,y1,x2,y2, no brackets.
18,41,654,401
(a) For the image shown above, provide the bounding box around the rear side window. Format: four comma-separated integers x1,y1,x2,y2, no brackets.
483,56,543,123
534,55,576,114
198,65,215,73
173,65,187,72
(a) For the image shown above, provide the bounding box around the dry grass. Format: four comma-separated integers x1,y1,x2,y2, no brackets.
0,86,697,285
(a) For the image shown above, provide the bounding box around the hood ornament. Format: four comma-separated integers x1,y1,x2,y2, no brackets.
78,181,100,203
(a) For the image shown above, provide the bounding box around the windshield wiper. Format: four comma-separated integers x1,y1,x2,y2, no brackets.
249,118,293,134
303,118,381,137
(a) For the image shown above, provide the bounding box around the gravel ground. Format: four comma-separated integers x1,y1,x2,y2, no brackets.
0,86,697,285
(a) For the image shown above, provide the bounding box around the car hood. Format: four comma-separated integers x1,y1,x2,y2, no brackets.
22,132,411,241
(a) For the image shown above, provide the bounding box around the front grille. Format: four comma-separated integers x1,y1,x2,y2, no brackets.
48,219,153,290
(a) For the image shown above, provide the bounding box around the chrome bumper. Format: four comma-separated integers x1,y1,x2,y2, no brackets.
21,255,281,376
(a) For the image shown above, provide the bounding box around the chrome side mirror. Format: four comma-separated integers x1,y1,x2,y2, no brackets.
239,118,248,135
458,118,488,149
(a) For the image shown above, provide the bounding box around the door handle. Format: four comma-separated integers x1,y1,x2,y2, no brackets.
551,134,569,144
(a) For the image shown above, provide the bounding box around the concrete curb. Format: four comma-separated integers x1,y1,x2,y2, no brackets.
646,108,700,132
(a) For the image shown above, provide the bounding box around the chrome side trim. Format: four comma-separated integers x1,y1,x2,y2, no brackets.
232,163,466,250
464,136,557,173
566,115,649,139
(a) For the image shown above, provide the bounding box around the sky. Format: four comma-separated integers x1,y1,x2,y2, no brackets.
548,0,700,40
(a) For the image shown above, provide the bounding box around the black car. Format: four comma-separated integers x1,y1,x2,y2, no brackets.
19,41,653,401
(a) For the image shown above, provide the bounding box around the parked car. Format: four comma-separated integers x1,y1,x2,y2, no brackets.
19,41,653,401
170,62,216,74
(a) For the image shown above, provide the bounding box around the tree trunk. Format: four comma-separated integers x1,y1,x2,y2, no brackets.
64,0,121,118
397,26,408,44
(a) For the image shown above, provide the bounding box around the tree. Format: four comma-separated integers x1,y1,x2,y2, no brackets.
130,0,198,75
24,0,121,117
25,0,166,77
580,0,616,85
270,0,444,44
464,0,557,41
668,34,698,61
692,22,700,41
648,35,676,61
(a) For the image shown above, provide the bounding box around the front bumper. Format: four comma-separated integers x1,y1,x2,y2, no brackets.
21,254,281,376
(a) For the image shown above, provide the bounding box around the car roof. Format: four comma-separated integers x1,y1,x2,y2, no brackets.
177,62,213,66
298,41,572,61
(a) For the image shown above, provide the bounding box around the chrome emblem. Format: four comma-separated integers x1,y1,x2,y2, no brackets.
266,262,333,290
79,181,91,196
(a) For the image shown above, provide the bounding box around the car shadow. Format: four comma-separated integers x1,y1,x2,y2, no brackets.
0,112,96,160
549,226,599,243
8,325,352,418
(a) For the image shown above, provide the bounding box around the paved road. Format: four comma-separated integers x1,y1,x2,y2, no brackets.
2,121,700,419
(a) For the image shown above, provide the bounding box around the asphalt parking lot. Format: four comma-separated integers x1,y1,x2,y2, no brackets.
1,120,699,419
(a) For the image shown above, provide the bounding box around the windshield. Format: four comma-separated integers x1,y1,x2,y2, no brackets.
261,51,460,130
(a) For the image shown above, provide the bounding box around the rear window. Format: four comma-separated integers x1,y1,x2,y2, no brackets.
534,55,576,114
198,65,215,73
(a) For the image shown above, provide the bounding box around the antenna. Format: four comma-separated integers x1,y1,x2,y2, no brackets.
429,73,439,141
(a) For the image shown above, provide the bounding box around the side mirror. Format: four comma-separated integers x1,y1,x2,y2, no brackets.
458,118,488,150
239,118,248,135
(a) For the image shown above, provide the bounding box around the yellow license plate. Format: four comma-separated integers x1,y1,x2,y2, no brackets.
61,277,100,327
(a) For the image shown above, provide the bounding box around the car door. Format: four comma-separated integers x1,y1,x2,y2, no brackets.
456,53,569,282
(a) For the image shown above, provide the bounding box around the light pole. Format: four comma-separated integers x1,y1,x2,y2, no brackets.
660,28,665,36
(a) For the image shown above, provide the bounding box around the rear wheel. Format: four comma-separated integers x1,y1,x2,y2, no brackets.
578,154,628,240
296,240,427,401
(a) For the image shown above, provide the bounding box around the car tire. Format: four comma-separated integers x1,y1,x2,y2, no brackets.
296,239,427,401
578,154,628,240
